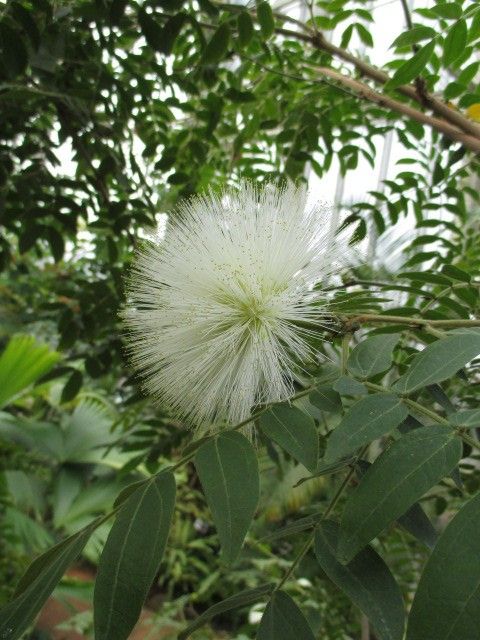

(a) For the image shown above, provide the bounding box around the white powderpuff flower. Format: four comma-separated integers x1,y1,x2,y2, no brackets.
123,182,342,428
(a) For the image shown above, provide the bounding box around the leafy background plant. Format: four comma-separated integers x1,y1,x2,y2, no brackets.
2,0,480,638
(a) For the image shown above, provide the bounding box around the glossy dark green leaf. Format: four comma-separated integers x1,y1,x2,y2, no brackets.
94,471,176,640
179,583,274,639
109,0,128,24
259,404,318,472
337,427,461,563
387,41,435,90
257,590,315,640
257,2,275,39
309,386,342,412
393,329,480,393
443,19,467,65
0,521,98,640
160,12,187,55
47,227,65,262
348,334,400,379
195,431,259,564
197,0,219,17
138,9,164,51
11,2,40,49
315,521,405,640
0,22,28,78
325,394,408,462
60,370,83,403
237,10,254,46
203,23,230,64
407,492,480,639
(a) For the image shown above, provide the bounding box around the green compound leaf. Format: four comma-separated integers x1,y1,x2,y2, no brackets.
257,590,315,640
0,520,99,640
325,393,408,462
260,404,318,472
337,427,462,563
179,583,274,639
195,431,259,565
347,333,400,379
386,40,435,90
393,328,480,394
94,471,176,640
315,521,405,640
407,492,480,640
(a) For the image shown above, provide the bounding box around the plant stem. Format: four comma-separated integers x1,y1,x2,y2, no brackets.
341,333,350,374
363,381,480,452
344,313,480,328
275,445,368,590
275,534,314,590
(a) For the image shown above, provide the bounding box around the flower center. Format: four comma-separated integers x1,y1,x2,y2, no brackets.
237,296,277,332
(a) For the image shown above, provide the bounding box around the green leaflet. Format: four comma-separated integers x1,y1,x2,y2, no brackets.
347,333,400,379
259,404,318,472
94,471,176,640
179,583,274,639
333,375,367,396
0,520,99,640
337,426,462,563
325,393,408,462
203,23,230,63
390,25,436,48
237,11,254,46
397,502,438,549
195,431,259,564
257,590,315,640
393,328,480,393
356,461,438,549
449,408,480,428
257,2,275,39
407,492,480,639
315,521,405,640
309,386,342,412
386,41,435,90
443,19,467,65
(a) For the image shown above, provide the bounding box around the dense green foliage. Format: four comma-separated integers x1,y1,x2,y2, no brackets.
2,0,480,638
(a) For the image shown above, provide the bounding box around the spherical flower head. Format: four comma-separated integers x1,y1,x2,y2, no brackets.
123,182,341,428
